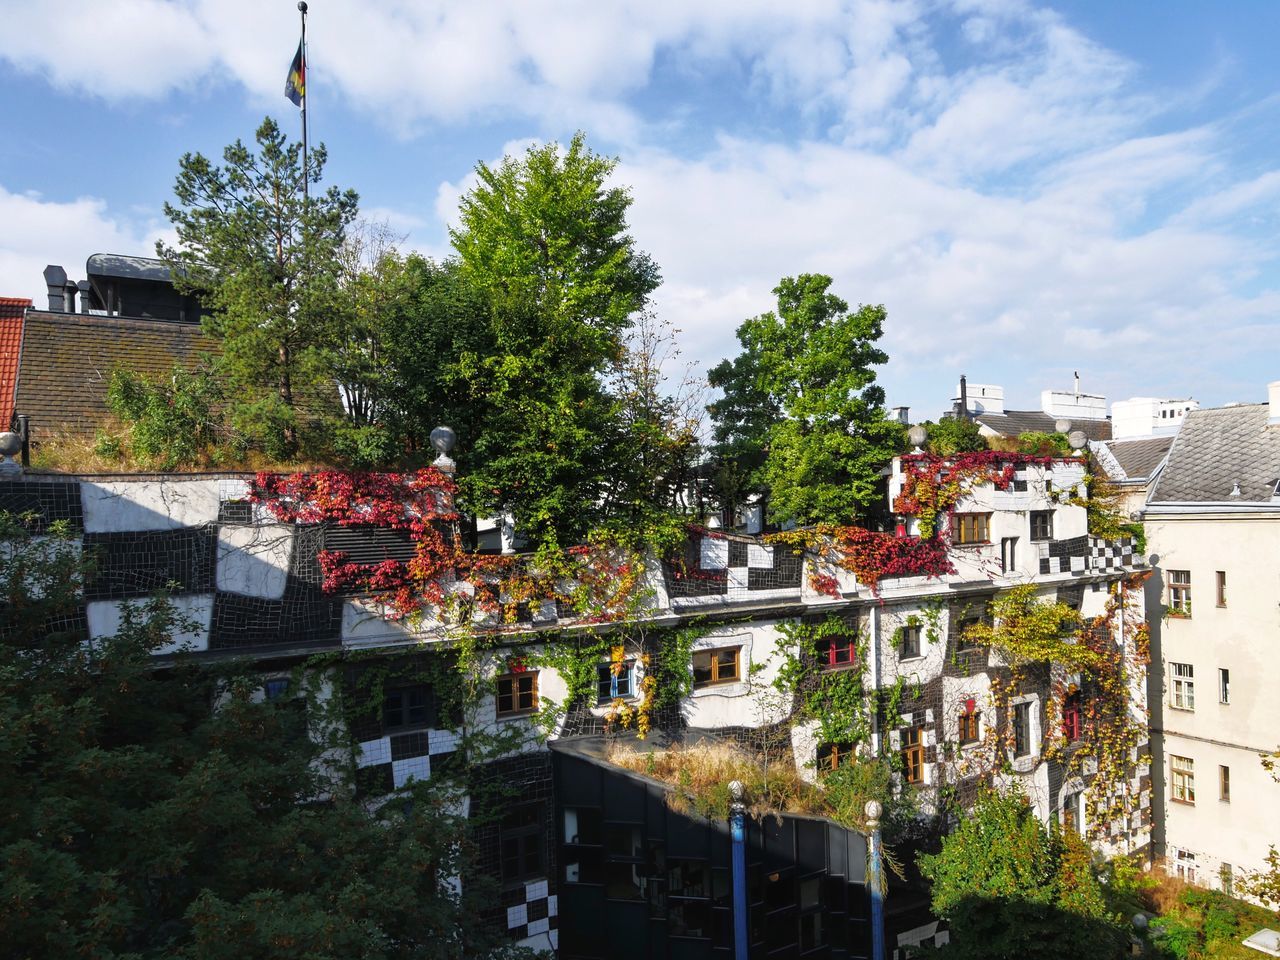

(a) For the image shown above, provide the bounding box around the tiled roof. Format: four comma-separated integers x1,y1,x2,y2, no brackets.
1147,404,1280,503
1094,435,1173,482
974,409,1112,441
0,297,31,428
13,310,215,441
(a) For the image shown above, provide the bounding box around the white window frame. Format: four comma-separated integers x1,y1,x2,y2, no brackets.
1170,662,1195,711
1168,570,1191,615
1171,755,1195,805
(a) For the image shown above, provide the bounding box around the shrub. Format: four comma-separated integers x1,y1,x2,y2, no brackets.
105,360,224,469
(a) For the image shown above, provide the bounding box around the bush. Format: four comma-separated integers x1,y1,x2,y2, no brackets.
105,360,224,469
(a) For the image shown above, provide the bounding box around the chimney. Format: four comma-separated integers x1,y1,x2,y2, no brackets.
77,280,91,314
1268,380,1280,426
43,265,68,312
891,406,910,425
1074,371,1080,397
959,375,969,419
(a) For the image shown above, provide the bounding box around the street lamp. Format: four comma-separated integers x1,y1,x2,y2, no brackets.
866,799,886,960
729,780,748,960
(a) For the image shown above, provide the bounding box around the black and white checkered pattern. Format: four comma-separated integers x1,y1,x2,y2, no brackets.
355,727,460,789
504,878,559,942
664,534,803,603
1087,536,1135,572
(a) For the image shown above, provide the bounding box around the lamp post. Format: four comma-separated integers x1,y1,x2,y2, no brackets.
866,799,886,960
729,780,749,960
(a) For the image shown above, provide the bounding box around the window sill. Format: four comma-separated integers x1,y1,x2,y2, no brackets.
1168,705,1195,712
898,654,924,662
1171,798,1196,806
496,710,539,721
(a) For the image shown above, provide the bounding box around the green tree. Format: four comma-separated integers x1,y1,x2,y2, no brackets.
706,338,780,522
0,512,526,960
918,788,1127,959
159,117,359,459
709,274,903,527
447,133,661,547
919,416,987,456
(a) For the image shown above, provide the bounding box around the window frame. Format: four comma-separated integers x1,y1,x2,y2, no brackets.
495,671,539,718
1171,755,1195,804
898,624,922,660
952,512,991,545
817,741,855,772
596,660,636,704
1012,700,1034,758
1168,570,1192,616
1170,662,1195,711
692,646,741,689
1219,764,1231,803
1218,668,1230,705
901,727,925,784
816,635,858,671
958,708,980,745
1030,510,1054,542
1061,691,1083,742
1216,570,1226,607
500,801,546,886
1000,536,1018,574
383,683,436,733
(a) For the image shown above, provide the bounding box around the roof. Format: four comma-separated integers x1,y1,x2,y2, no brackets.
1147,403,1280,504
0,297,31,428
1092,435,1173,482
12,310,215,441
86,253,177,284
974,409,1112,441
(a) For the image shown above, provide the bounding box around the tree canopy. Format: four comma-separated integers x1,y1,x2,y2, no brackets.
0,512,524,960
708,274,904,526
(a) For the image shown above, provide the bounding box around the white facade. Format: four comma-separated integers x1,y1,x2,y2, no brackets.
952,382,1005,415
1111,397,1199,440
1041,388,1108,422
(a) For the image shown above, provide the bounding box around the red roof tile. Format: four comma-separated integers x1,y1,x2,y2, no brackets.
0,297,31,428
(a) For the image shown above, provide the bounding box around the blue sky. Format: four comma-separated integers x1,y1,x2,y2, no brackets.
2,0,1279,420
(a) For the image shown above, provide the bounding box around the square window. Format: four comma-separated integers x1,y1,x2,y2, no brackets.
1030,510,1053,541
384,684,434,731
817,636,857,670
817,741,855,771
692,647,740,688
952,512,991,545
1168,570,1191,616
1170,663,1195,711
596,661,635,703
898,624,922,660
1171,755,1195,804
496,672,539,717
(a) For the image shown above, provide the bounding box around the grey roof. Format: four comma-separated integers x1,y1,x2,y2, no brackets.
1095,435,1173,482
86,253,176,284
1147,404,1280,503
974,409,1112,441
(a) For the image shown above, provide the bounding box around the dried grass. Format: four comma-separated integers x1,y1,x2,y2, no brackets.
608,741,823,823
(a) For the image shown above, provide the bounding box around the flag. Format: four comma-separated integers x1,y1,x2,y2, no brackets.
285,41,305,107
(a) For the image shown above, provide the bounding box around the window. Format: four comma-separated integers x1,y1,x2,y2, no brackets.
956,615,985,650
952,512,990,545
1219,765,1230,802
496,671,538,717
383,684,434,731
1171,755,1195,804
1216,570,1226,607
1218,668,1230,705
898,624,922,660
1062,792,1082,834
692,647,740,688
1000,537,1018,573
817,741,855,771
1168,570,1191,616
501,802,545,885
958,706,980,745
1173,848,1197,881
1220,864,1234,896
596,661,635,703
1012,701,1033,758
1170,663,1195,710
817,636,857,670
901,727,924,784
1062,691,1082,742
264,678,291,701
1030,510,1053,541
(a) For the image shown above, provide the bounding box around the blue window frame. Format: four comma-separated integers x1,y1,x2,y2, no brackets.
596,661,635,703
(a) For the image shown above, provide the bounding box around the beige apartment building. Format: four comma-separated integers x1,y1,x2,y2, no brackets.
1144,384,1280,896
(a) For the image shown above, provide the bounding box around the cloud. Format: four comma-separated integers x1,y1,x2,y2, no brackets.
0,186,169,305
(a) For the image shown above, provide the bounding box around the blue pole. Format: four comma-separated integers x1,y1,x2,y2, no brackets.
866,801,886,960
730,781,749,960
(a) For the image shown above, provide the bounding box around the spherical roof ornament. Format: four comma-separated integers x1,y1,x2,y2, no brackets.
907,424,927,453
1054,418,1072,435
1068,430,1087,454
430,425,457,478
0,432,22,478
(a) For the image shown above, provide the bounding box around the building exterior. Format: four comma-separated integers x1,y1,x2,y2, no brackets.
1143,384,1280,898
950,378,1113,443
1090,435,1175,519
0,445,1149,955
1111,397,1199,441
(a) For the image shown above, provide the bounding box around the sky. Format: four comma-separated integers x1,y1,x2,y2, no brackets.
2,0,1279,420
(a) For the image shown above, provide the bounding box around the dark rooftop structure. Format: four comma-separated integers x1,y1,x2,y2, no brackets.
10,256,214,442
1092,435,1174,484
1147,402,1280,504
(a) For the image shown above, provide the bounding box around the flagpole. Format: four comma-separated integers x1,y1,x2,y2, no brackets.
298,1,309,202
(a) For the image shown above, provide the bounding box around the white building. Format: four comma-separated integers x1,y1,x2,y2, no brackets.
1143,381,1280,897
1111,397,1199,441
